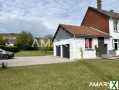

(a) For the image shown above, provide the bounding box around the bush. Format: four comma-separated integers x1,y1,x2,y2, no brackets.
40,47,53,51
16,31,33,50
0,45,20,52
21,45,39,50
47,47,53,51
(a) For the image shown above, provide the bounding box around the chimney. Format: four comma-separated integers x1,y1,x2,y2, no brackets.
97,0,102,10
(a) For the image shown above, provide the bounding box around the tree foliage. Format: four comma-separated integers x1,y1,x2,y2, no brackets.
16,31,33,50
43,34,53,40
0,35,5,45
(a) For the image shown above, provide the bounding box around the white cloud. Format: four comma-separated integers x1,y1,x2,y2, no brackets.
0,0,118,36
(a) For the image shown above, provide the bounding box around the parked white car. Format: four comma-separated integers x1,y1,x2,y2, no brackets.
0,49,14,59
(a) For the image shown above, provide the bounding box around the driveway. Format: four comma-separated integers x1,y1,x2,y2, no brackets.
0,56,72,67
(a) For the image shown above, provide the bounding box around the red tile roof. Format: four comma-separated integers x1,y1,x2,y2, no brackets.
61,24,109,37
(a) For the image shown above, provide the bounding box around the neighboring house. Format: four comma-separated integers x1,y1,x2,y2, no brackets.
0,33,17,46
53,6,119,59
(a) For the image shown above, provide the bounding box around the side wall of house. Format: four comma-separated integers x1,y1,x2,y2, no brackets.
81,8,109,33
54,38,75,59
107,18,119,55
53,27,74,59
54,37,98,60
54,25,98,59
72,38,98,59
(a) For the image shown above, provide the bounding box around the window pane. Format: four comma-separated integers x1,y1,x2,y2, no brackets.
114,39,118,42
114,43,118,50
85,38,92,49
114,20,118,31
89,39,92,48
113,39,119,50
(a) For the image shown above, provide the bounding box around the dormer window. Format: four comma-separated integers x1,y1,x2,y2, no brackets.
113,20,118,32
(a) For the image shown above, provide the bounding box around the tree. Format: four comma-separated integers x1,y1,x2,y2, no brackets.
16,31,33,50
44,34,53,40
41,34,53,51
0,35,5,45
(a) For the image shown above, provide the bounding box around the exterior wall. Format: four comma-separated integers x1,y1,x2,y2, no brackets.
54,37,98,60
81,8,109,33
53,38,75,60
104,38,113,55
54,27,72,42
109,18,119,38
108,18,119,56
73,38,98,59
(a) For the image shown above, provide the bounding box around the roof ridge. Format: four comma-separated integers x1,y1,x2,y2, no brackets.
88,7,119,19
60,24,80,27
90,6,119,14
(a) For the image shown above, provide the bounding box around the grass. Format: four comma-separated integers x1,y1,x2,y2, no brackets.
15,50,53,57
0,59,119,90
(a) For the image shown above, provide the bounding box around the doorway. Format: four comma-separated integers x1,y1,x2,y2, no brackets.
62,44,70,58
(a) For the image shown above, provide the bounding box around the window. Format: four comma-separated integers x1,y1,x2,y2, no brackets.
113,20,118,32
85,38,92,49
113,39,119,50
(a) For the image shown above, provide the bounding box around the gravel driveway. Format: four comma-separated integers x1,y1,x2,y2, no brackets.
0,56,72,67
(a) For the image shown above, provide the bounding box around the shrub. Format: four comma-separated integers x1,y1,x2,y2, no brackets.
0,45,20,52
16,31,33,50
22,45,39,50
40,47,53,51
46,47,53,51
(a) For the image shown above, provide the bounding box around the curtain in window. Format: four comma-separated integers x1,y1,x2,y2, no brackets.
85,38,92,49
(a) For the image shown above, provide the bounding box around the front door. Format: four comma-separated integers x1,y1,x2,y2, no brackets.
97,37,107,56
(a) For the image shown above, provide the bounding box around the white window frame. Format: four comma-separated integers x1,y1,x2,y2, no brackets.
113,20,118,32
85,38,93,49
113,39,119,50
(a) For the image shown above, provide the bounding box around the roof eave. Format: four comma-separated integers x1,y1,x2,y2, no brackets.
74,34,110,38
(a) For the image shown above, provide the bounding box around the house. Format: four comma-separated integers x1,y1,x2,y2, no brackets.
53,5,119,59
0,33,17,46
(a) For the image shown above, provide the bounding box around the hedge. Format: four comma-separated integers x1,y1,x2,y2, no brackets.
18,44,39,50
0,45,20,52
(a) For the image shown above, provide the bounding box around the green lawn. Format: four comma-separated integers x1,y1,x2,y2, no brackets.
16,50,53,57
0,59,119,90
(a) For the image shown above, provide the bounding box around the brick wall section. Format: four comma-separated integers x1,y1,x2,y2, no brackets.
81,8,109,33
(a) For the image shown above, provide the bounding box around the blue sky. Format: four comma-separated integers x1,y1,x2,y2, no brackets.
0,0,118,36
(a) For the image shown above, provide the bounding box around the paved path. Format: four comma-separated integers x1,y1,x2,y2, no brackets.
0,56,72,67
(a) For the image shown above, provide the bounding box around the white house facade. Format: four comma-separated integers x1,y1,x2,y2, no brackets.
53,7,119,60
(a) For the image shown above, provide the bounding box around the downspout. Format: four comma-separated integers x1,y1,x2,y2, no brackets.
73,33,76,40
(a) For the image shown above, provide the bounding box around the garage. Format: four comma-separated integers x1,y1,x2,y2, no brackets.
56,45,61,56
62,44,70,58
